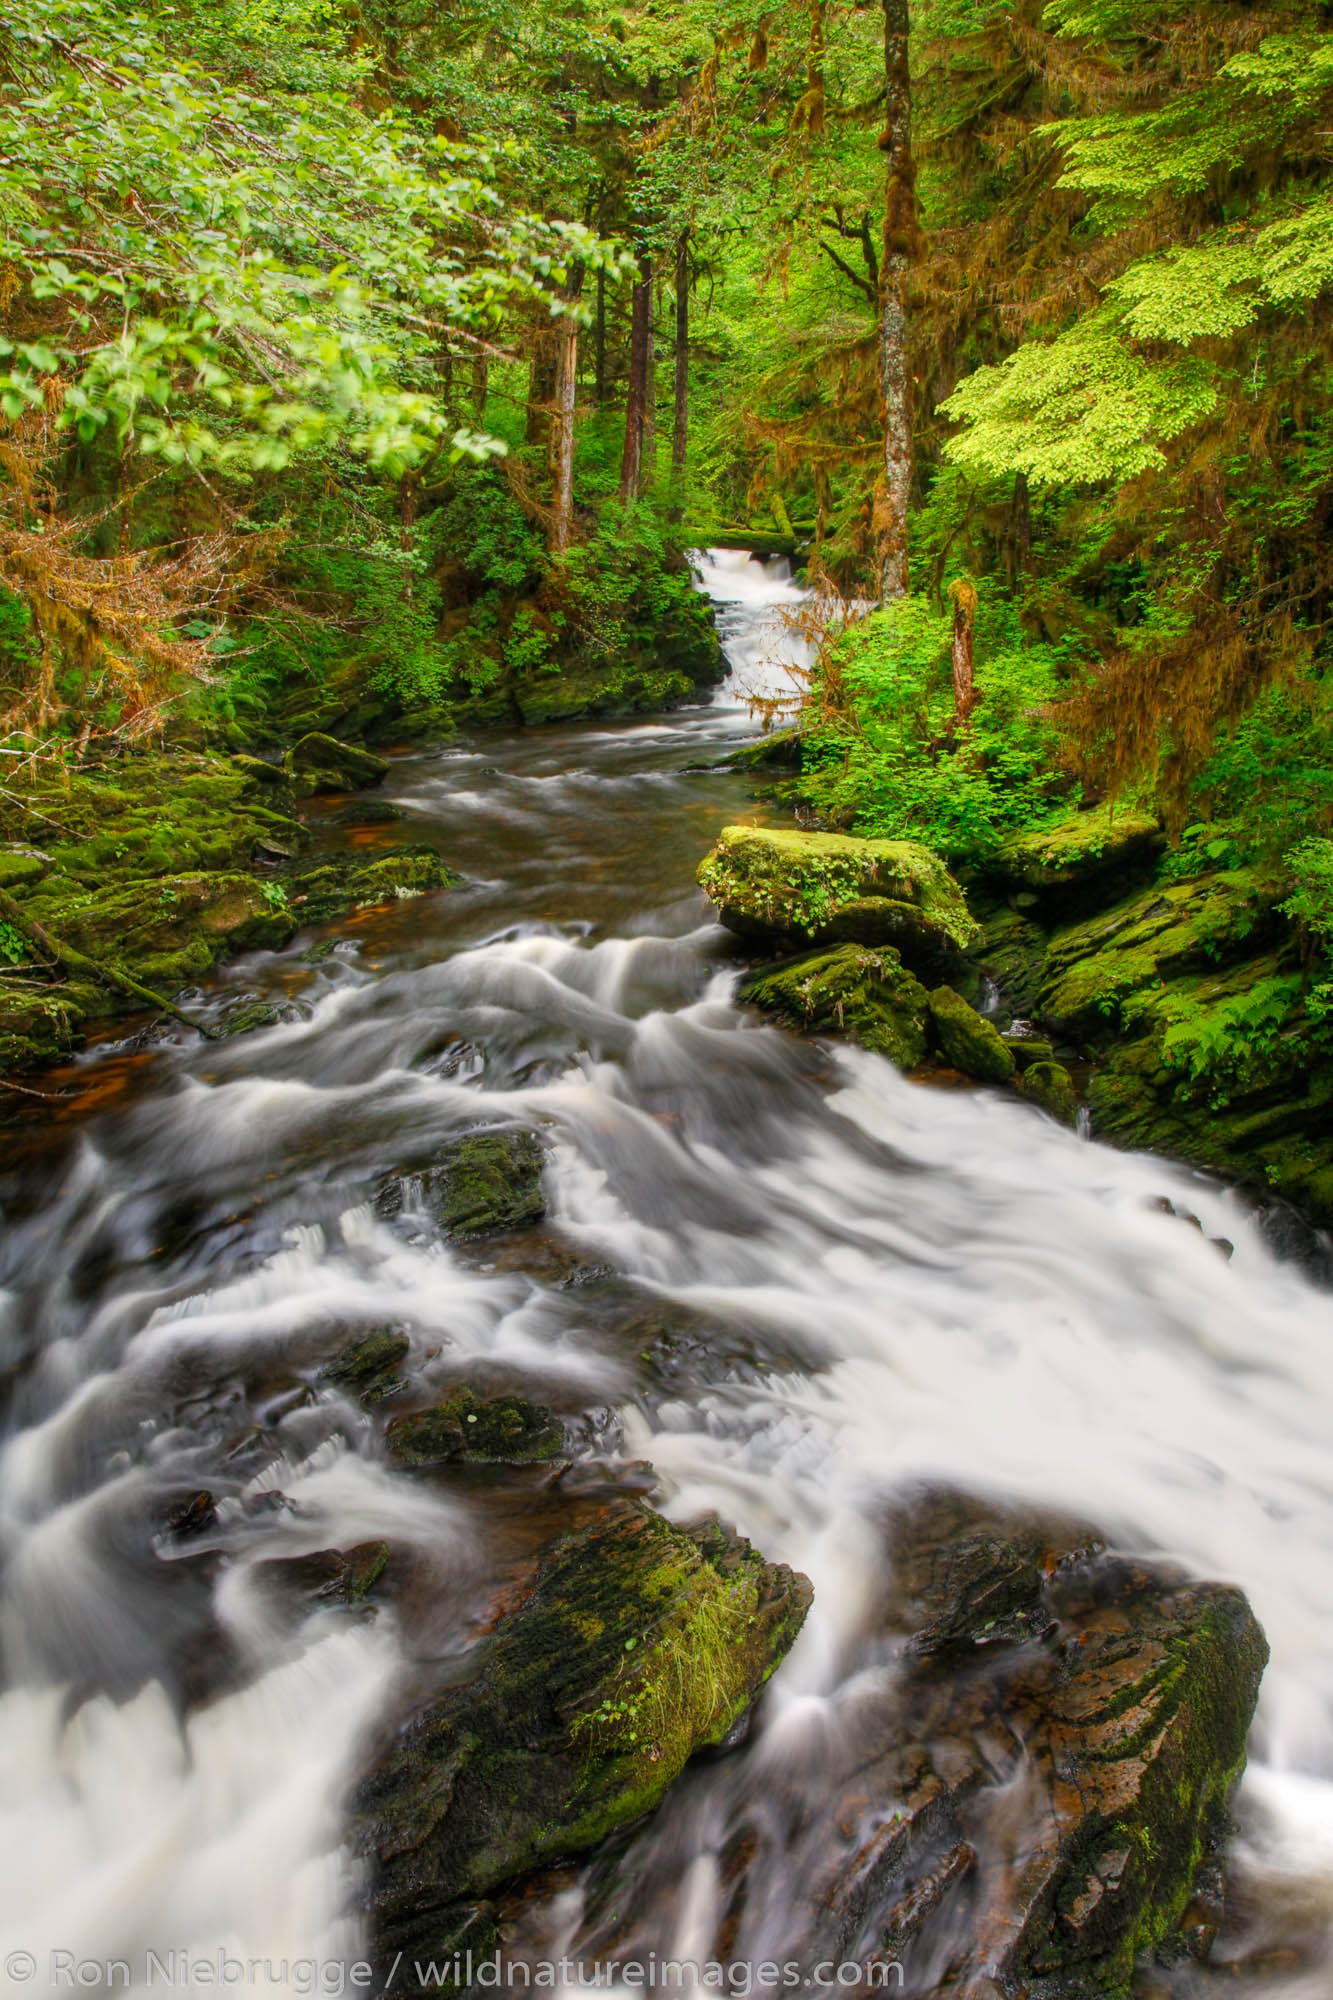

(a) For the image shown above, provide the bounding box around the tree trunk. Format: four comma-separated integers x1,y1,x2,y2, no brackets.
672,229,689,483
618,257,653,505
525,337,557,449
549,271,585,554
594,266,607,406
642,267,657,494
470,352,489,421
949,579,977,728
877,0,916,605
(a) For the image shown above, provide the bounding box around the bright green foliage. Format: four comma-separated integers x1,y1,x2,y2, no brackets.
803,598,1070,858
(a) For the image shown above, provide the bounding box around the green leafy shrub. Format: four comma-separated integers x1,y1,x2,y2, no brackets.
802,594,1072,859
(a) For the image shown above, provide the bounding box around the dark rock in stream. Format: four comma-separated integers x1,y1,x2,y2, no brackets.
355,1501,813,1995
377,1130,547,1240
321,1328,412,1407
540,1490,1267,2000
385,1386,564,1468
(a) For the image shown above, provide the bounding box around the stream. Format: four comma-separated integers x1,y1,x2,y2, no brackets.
1,552,1332,1997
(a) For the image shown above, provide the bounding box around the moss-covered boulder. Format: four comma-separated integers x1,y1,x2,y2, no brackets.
1039,868,1279,1040
321,1329,411,1407
356,1502,813,1980
288,846,458,926
987,806,1164,914
742,944,930,1068
666,1489,1266,2000
289,731,389,796
698,825,980,962
928,984,1016,1085
377,1130,547,1239
1020,1057,1080,1127
385,1386,564,1468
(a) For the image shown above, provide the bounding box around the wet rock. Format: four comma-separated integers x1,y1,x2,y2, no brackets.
742,945,930,1068
252,1539,390,1612
385,1386,564,1468
928,986,1016,1086
719,728,805,773
322,1329,412,1407
159,1489,217,1539
289,845,458,926
289,731,390,796
1020,1059,1080,1128
578,1490,1265,2000
215,996,283,1038
377,1131,547,1239
355,1502,812,1986
698,826,980,963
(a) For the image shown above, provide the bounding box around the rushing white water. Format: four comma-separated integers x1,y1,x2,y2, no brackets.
0,557,1331,1994
688,549,817,708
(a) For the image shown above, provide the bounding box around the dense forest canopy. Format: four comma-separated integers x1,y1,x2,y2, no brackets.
0,0,1329,925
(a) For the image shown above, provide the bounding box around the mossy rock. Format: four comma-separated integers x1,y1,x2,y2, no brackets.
0,851,49,892
693,1488,1266,2000
1039,869,1282,1040
322,1329,411,1407
288,847,459,926
1019,1058,1080,1128
928,984,1016,1085
1004,1035,1056,1071
987,806,1164,912
289,732,390,796
24,871,292,991
698,825,980,961
1083,953,1333,1222
742,944,929,1068
385,1386,564,1468
252,1540,390,1614
377,1131,547,1239
719,727,805,773
356,1502,812,1976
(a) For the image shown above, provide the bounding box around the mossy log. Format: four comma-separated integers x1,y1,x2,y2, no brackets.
0,886,221,1040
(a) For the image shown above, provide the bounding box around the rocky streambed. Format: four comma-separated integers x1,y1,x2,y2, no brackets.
0,625,1325,1997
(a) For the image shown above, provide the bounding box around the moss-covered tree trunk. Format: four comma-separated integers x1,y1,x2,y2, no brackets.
618,255,653,504
877,0,916,605
672,229,689,484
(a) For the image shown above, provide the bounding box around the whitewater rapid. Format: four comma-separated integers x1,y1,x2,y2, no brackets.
0,558,1330,1995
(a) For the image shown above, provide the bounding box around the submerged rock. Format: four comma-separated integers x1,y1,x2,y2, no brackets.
377,1131,547,1240
699,825,980,961
356,1502,812,1984
928,985,1016,1085
385,1386,564,1468
742,944,930,1068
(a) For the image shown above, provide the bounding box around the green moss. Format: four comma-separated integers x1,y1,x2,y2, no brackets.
378,1131,547,1239
321,1329,411,1407
698,825,980,956
1039,869,1280,1038
989,806,1163,896
928,984,1016,1084
356,1504,812,1963
742,943,930,1067
385,1386,563,1467
289,731,390,796
1019,1058,1080,1127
